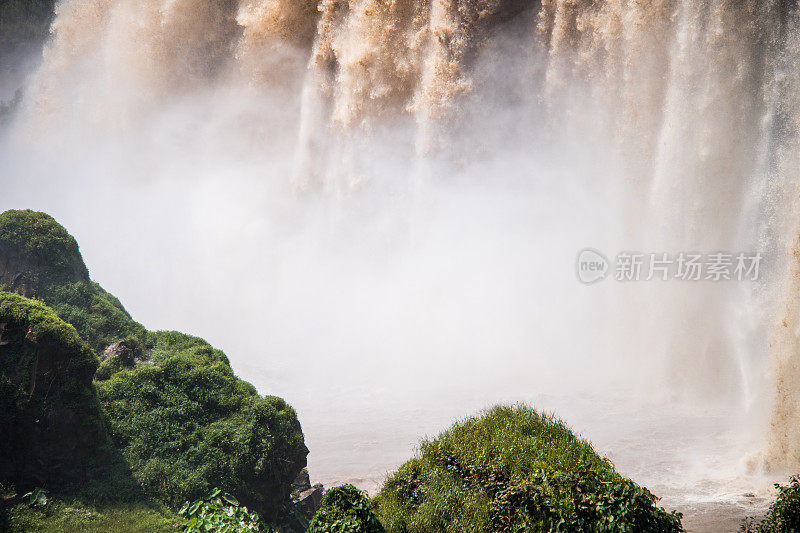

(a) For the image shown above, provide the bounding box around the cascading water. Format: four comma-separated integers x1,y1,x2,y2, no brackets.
4,0,800,528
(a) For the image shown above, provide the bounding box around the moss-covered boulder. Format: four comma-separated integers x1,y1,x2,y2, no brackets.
0,210,89,288
0,291,106,489
374,405,682,532
0,210,146,352
96,349,307,520
0,209,309,522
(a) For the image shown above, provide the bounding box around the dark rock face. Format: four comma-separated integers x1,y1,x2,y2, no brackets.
290,469,325,519
0,291,105,489
296,485,325,518
291,469,312,494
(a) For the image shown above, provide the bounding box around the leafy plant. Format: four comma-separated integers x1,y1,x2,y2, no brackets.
179,488,267,532
22,488,48,508
307,485,385,533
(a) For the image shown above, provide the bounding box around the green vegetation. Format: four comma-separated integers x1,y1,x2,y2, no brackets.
146,331,230,367
0,209,89,284
0,210,308,529
0,291,106,491
179,488,265,532
95,337,145,380
373,405,682,532
307,485,385,533
2,497,179,533
97,351,306,520
741,476,800,532
47,280,147,352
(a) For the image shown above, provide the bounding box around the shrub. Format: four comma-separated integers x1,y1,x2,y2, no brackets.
374,405,682,532
47,281,146,352
741,476,800,532
307,485,385,533
96,352,307,521
146,330,230,367
0,291,106,490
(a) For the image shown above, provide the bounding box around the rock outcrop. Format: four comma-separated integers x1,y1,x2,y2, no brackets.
0,209,310,521
0,291,105,489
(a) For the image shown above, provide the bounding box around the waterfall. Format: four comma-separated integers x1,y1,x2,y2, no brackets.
7,0,800,518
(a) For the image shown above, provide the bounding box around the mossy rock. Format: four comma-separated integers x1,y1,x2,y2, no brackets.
96,351,307,520
0,209,145,352
95,338,146,381
0,291,106,490
0,210,88,288
374,405,682,532
0,210,309,522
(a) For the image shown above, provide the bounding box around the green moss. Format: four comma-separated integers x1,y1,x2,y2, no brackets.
374,405,682,532
0,290,92,356
307,485,385,533
0,291,105,491
95,354,134,382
